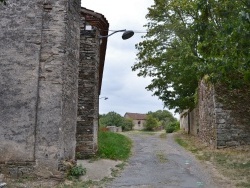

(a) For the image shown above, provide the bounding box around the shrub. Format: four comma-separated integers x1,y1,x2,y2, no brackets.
144,115,159,131
68,165,86,179
122,118,134,131
165,121,180,133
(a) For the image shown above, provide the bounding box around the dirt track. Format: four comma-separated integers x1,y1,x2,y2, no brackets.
106,131,229,188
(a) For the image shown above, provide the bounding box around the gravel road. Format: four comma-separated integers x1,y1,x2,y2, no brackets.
106,131,222,188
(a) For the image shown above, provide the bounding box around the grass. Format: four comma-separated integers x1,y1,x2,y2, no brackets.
174,131,250,187
58,131,133,188
175,137,188,148
97,131,132,160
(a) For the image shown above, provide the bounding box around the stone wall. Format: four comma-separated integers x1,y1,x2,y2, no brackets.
180,110,189,132
180,108,199,135
198,79,250,148
76,26,100,159
132,120,146,130
213,84,250,148
0,0,80,177
198,80,217,147
189,107,199,135
180,79,250,148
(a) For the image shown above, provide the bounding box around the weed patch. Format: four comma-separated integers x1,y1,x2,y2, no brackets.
175,137,188,148
67,165,86,179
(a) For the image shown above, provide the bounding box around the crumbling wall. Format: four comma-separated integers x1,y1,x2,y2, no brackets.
0,0,80,177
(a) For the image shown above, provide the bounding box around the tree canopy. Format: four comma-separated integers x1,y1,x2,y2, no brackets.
132,0,250,112
99,111,124,128
99,111,134,131
147,110,177,127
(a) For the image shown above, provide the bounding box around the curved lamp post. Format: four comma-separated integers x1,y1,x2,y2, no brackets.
99,29,134,40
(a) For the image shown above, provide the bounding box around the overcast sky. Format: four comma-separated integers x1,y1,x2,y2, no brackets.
81,0,180,119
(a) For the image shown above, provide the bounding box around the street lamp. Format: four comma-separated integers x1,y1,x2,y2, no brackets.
99,97,108,100
99,29,134,40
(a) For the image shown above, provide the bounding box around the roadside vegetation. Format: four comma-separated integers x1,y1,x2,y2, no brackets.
174,131,250,188
99,111,134,131
165,121,180,133
97,131,132,160
58,130,132,188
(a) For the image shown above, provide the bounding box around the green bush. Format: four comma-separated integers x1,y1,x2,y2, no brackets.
165,121,180,133
144,114,159,131
68,164,86,178
122,118,134,131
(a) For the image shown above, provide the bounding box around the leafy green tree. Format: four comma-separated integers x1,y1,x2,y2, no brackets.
165,121,180,133
132,0,250,112
144,114,159,131
148,110,177,127
99,111,124,128
121,118,134,131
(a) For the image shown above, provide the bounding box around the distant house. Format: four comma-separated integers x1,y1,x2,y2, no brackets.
124,112,147,130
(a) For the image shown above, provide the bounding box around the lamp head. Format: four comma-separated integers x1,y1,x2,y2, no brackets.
122,30,134,40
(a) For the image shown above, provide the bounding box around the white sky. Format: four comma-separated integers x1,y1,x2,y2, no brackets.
81,0,180,119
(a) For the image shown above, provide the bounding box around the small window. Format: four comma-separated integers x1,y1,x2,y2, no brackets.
138,121,141,124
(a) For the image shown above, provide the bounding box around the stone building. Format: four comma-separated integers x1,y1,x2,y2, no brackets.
180,79,250,148
0,1,108,177
76,7,109,159
124,112,147,130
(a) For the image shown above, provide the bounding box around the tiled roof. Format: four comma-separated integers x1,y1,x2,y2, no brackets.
124,112,147,120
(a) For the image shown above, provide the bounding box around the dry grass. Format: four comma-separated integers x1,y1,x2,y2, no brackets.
174,131,250,188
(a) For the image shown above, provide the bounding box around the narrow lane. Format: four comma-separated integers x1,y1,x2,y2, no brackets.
107,131,220,188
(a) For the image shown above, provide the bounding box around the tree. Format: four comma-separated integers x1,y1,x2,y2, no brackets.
99,112,134,131
99,111,124,128
148,110,177,127
144,115,159,131
132,0,250,112
121,118,134,131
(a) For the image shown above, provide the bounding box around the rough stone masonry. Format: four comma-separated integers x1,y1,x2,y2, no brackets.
0,0,80,177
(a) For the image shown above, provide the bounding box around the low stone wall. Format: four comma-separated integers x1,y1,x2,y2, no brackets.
106,126,122,132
